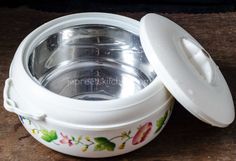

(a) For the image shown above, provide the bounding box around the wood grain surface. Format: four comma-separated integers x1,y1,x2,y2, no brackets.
0,7,236,161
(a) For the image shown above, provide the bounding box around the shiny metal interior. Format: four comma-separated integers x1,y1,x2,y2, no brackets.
28,25,157,100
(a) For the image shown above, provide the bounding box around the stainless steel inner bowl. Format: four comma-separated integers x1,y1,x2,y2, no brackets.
28,25,157,100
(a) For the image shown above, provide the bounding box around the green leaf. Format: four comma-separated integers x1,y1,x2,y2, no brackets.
41,135,52,142
40,130,58,142
106,142,116,151
94,137,116,151
49,130,57,140
94,137,109,144
94,144,106,151
155,111,168,133
71,136,75,141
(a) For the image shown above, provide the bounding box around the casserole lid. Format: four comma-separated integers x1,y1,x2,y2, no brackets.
140,13,235,127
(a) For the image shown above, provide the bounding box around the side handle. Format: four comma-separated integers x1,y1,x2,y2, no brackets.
3,78,46,121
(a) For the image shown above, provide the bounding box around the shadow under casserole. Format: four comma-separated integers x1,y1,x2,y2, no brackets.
28,25,157,100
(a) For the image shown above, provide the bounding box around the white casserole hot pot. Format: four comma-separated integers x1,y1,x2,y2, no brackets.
3,13,235,158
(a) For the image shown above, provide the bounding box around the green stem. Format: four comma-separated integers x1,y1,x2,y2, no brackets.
109,135,123,141
87,140,95,144
88,142,94,146
76,141,86,145
124,136,132,143
110,133,133,141
74,140,94,147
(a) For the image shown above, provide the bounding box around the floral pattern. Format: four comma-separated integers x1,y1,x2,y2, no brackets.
132,122,152,145
59,133,73,146
19,108,171,152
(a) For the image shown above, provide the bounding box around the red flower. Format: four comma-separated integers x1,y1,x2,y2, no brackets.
59,133,73,146
132,122,152,145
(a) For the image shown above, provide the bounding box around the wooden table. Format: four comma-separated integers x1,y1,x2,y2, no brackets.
0,8,236,161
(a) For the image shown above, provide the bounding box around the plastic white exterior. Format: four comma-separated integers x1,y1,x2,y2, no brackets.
20,98,173,158
3,13,174,157
140,13,235,127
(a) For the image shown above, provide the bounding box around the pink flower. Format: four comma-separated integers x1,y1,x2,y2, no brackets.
59,133,73,146
132,122,152,145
